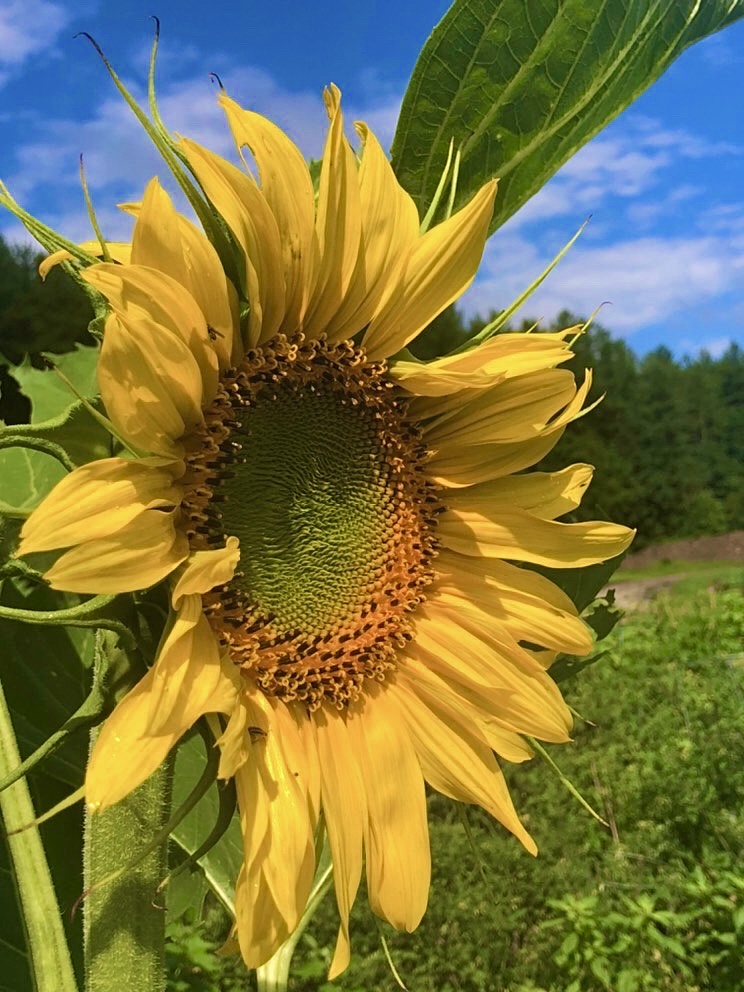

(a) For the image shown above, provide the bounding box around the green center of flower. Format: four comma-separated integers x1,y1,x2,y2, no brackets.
218,382,399,637
182,334,440,710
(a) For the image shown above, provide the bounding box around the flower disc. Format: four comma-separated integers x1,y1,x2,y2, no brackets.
182,334,440,709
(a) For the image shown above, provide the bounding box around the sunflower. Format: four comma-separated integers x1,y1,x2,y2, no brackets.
18,86,634,976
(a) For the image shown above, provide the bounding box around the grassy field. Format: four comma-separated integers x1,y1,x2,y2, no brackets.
167,570,744,992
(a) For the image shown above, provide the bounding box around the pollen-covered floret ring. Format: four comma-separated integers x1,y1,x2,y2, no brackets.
181,333,442,710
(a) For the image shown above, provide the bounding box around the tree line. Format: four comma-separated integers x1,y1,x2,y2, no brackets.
1,235,742,548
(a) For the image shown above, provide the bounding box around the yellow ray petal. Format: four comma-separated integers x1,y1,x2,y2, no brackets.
84,261,219,402
363,180,497,360
432,555,593,657
44,508,188,593
85,646,236,812
390,330,575,397
302,85,363,340
346,685,430,931
439,506,636,567
400,653,534,763
97,311,202,457
395,670,536,854
427,431,565,488
413,605,572,742
39,241,132,279
315,704,366,979
324,122,419,341
171,537,240,603
18,457,182,555
421,369,576,447
445,464,595,520
179,136,286,347
219,92,317,330
145,594,227,735
128,178,238,368
234,695,316,968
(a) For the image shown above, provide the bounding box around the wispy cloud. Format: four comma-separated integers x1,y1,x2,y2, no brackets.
2,59,398,221
0,0,69,77
505,116,741,232
463,230,744,336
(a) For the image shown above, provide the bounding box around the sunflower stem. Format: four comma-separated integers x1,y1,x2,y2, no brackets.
83,737,172,992
0,679,79,992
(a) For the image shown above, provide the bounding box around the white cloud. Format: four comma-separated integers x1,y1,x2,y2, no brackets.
504,117,741,232
0,0,69,70
4,62,398,204
462,232,744,336
679,336,734,359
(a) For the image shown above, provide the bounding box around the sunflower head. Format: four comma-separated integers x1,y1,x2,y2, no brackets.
14,83,634,979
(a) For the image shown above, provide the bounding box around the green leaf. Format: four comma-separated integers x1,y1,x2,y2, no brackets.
391,0,744,233
582,589,624,641
0,400,112,514
528,553,627,613
169,735,243,915
0,580,95,787
11,347,99,423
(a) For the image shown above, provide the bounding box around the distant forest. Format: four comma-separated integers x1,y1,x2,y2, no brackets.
1,234,742,549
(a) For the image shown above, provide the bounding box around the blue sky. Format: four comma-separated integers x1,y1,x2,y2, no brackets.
1,0,742,358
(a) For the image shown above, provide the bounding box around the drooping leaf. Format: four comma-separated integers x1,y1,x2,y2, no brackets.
169,735,243,915
391,0,744,233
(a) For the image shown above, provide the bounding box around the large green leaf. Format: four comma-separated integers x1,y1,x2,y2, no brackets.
0,348,108,514
391,0,744,232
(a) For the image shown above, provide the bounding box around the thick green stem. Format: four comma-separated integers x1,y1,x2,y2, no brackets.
0,679,78,992
83,738,171,992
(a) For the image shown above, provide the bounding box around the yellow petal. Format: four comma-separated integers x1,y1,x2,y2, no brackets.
171,537,240,604
395,670,536,854
324,122,419,341
179,137,285,348
363,180,497,360
445,464,595,520
315,704,366,979
302,85,363,340
85,644,236,812
421,369,576,448
427,431,564,488
39,241,132,280
145,594,226,735
413,605,572,742
400,653,534,762
219,92,317,330
433,554,593,657
389,360,499,397
439,506,636,567
392,330,576,397
128,178,238,368
234,695,316,968
44,508,188,593
346,685,430,931
18,457,182,555
84,262,219,403
97,310,202,457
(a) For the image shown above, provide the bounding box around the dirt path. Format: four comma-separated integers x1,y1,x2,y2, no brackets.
607,575,691,611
